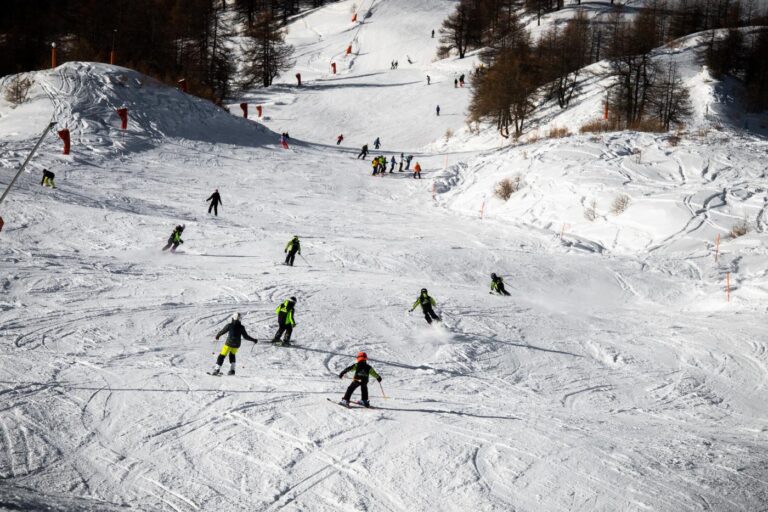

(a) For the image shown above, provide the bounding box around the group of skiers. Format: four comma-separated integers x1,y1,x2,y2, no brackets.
368,151,417,177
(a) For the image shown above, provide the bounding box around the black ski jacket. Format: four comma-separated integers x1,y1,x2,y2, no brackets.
216,321,257,348
206,192,222,205
340,361,381,384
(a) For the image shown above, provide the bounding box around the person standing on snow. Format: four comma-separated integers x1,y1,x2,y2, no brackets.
413,162,422,179
389,155,397,173
490,273,511,296
272,297,297,345
210,312,257,376
358,144,369,159
431,29,435,38
206,189,222,216
374,137,381,150
436,105,441,116
459,74,465,87
410,288,441,324
454,78,458,88
338,351,382,408
162,225,185,252
427,75,431,85
405,155,413,170
40,169,56,188
284,235,301,266
399,153,404,172
337,134,344,145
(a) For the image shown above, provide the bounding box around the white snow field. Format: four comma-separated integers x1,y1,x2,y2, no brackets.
2,1,768,511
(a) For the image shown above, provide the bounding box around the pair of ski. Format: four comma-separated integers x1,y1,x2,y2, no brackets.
326,398,375,409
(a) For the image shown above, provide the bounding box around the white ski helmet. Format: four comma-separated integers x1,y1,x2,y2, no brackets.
231,312,241,322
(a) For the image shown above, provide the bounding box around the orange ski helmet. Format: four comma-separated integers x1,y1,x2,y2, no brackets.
356,351,368,362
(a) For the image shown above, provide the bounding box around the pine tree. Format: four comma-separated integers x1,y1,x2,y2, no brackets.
241,10,294,88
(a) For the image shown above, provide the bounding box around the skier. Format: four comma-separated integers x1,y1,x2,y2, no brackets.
336,134,344,145
210,312,257,376
454,78,458,88
40,169,56,188
280,134,289,149
389,155,396,173
436,105,441,116
407,55,413,64
357,144,369,159
413,162,422,179
427,75,431,85
371,157,379,176
338,351,382,408
373,137,381,150
162,225,184,252
490,273,511,296
206,189,222,216
399,153,404,172
410,288,440,324
405,155,413,170
459,74,465,87
284,235,301,266
431,29,435,38
272,297,297,345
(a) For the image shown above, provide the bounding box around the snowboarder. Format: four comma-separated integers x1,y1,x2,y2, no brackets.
427,75,431,85
40,169,56,188
210,312,257,376
389,155,396,173
206,189,222,216
490,273,511,296
413,162,422,179
338,351,382,408
405,155,413,170
358,144,369,159
373,137,381,150
284,235,301,266
272,297,297,345
410,288,440,324
336,134,344,145
436,105,441,116
162,225,184,252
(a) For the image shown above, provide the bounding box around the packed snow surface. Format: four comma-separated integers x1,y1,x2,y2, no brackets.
1,1,768,511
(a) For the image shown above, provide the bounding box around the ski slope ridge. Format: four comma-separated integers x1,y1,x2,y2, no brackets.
1,2,767,511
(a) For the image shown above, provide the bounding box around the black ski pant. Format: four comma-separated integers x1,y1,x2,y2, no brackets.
497,283,511,296
285,249,298,266
273,312,293,342
162,242,180,252
208,202,219,215
422,305,440,324
216,350,236,366
358,150,368,159
343,380,368,402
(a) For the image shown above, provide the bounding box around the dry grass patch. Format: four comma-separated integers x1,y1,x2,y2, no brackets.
547,126,571,138
611,194,631,215
494,175,523,201
730,218,749,239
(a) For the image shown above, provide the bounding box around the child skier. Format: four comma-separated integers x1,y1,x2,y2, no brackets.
210,312,257,376
491,273,511,296
206,189,222,216
410,288,441,324
162,225,184,252
413,162,422,179
338,351,382,408
389,155,396,173
272,297,297,345
40,169,56,188
336,134,344,145
284,235,301,266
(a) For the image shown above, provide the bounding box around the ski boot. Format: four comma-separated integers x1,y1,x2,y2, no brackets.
227,369,235,376
340,399,350,407
209,368,221,376
361,400,371,408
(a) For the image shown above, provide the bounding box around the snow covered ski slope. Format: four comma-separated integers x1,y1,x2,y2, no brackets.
2,1,768,511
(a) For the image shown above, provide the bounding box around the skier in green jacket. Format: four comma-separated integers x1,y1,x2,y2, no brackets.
338,351,382,408
410,288,441,324
272,297,297,345
284,236,301,266
210,312,257,375
162,225,185,252
490,273,511,295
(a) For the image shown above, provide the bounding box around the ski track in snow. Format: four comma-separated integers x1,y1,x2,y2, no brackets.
2,0,768,511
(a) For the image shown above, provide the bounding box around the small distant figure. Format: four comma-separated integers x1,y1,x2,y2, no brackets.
40,169,56,188
374,137,381,149
427,75,431,85
454,78,458,88
395,60,399,69
295,73,302,87
338,351,382,408
413,162,422,179
436,105,441,116
336,134,344,145
284,235,301,266
280,134,289,149
358,144,369,159
399,153,404,172
206,189,222,216
490,273,511,296
405,155,413,170
407,55,413,64
162,225,185,252
389,155,396,173
459,74,465,87
431,29,435,38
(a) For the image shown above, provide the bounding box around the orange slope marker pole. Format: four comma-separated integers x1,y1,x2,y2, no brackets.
726,272,731,302
714,233,721,262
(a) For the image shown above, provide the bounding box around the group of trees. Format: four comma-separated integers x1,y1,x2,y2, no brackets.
443,0,767,137
0,0,313,101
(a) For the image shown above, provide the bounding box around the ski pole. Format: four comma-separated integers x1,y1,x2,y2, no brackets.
299,254,312,267
379,381,388,400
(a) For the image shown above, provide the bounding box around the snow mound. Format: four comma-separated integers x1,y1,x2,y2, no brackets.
0,62,275,151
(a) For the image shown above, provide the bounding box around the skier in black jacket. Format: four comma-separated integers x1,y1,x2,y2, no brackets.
490,273,511,296
210,312,257,375
357,144,369,159
338,351,382,407
206,189,222,216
